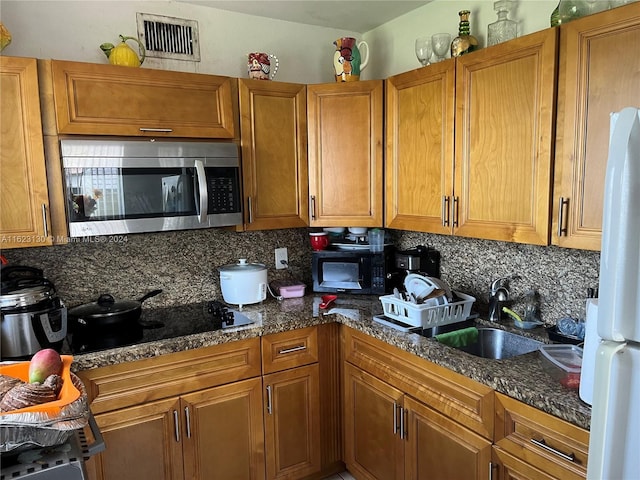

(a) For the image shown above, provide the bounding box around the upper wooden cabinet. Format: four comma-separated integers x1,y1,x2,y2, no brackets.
238,79,309,230
307,80,384,227
387,29,557,244
385,60,456,235
0,56,52,248
552,3,640,251
45,59,235,138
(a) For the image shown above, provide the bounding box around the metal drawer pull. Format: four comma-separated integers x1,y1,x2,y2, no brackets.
310,195,317,221
399,406,406,439
278,345,306,355
173,410,180,442
530,438,576,462
452,196,459,227
184,406,191,438
139,128,173,133
247,196,253,224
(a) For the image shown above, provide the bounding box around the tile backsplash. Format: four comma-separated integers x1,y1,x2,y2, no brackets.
3,228,599,325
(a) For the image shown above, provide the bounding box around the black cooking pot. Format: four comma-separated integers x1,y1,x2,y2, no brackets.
68,289,162,330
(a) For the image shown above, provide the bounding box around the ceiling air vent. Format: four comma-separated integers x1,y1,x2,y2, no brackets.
136,13,200,62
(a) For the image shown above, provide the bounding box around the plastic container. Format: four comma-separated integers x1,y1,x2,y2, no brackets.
379,291,475,329
0,356,79,416
539,344,583,390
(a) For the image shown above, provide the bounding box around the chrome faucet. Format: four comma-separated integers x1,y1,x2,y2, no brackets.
488,277,511,322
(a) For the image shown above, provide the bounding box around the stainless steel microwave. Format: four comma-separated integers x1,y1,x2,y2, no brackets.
61,139,242,237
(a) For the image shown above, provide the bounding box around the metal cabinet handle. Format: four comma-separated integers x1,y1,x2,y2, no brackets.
139,127,173,133
393,402,398,434
489,461,496,480
173,410,181,442
442,196,450,227
266,385,273,415
41,204,48,238
278,345,306,355
247,196,253,224
310,195,317,221
530,438,576,462
184,406,191,439
399,406,407,439
557,197,569,237
452,196,459,227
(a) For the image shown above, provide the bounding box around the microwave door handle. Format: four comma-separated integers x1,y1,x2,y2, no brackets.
194,159,208,223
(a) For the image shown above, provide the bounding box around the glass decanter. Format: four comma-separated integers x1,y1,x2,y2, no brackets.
451,10,478,57
488,0,518,46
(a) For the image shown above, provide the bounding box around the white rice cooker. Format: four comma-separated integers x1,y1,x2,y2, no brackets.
219,259,267,308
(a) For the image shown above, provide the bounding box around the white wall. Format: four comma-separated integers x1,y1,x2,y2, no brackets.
363,0,557,78
0,0,360,84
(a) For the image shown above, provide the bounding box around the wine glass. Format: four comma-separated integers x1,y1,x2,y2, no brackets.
415,36,433,66
431,33,451,62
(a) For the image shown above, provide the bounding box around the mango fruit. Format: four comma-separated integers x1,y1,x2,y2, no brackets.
28,349,62,384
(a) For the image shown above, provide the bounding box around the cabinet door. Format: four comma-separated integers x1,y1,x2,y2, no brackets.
307,80,383,227
181,377,265,480
405,396,491,480
0,56,52,248
454,29,557,245
49,59,235,138
90,397,184,480
343,363,404,480
239,79,309,230
263,364,321,479
552,3,640,250
385,61,455,234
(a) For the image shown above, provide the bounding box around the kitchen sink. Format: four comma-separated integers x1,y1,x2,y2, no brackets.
453,327,543,360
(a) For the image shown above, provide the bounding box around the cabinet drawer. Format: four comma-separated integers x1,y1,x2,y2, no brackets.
495,393,589,480
262,326,318,374
47,59,235,138
78,338,261,414
342,326,494,439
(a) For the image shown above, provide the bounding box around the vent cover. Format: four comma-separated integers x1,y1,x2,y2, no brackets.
136,13,200,62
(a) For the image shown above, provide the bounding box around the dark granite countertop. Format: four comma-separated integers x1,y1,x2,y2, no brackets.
69,294,592,431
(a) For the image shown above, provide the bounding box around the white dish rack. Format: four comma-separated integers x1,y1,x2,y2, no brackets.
379,291,476,329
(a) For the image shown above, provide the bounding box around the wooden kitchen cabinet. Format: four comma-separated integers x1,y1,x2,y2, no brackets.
79,339,265,480
261,326,322,479
343,363,404,480
552,3,640,251
307,80,383,227
0,56,52,248
386,28,557,245
342,327,494,480
238,79,309,230
45,59,235,138
493,392,589,480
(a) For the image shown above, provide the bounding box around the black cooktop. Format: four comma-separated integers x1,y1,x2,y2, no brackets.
66,301,255,355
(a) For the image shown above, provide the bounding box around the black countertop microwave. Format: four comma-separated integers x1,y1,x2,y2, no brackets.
312,246,395,295
61,139,242,237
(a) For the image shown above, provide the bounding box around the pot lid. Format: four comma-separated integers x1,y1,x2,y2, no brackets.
69,294,140,318
0,284,56,309
219,259,266,273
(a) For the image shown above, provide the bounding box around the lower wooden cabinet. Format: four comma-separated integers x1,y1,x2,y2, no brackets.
80,339,264,480
90,378,265,480
344,363,492,480
493,392,589,480
263,364,321,479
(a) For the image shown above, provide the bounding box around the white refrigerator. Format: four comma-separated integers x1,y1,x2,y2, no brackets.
580,107,640,480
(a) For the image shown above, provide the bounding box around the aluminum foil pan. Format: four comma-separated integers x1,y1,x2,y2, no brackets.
0,373,89,452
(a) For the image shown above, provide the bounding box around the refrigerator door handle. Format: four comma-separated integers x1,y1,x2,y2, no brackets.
587,340,637,480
